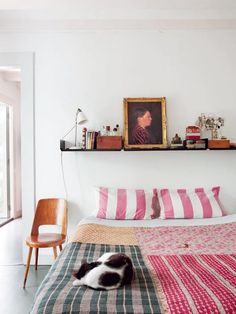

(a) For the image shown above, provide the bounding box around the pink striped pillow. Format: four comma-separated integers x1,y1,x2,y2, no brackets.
94,187,159,220
158,186,224,219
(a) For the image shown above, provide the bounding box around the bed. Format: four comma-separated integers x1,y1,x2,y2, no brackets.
30,214,236,314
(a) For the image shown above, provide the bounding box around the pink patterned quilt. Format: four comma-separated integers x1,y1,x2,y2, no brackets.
136,222,236,314
149,254,236,314
135,222,236,255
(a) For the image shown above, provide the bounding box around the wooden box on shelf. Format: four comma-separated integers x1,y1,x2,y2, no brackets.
208,139,230,149
96,136,122,150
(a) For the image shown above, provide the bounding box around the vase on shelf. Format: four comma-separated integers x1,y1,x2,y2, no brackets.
212,129,218,140
211,128,223,140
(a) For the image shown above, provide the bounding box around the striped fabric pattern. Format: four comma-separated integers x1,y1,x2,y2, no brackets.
148,254,236,314
30,243,160,314
158,186,224,219
95,187,157,220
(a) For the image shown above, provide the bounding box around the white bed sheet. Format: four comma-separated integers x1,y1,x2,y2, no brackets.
79,213,236,228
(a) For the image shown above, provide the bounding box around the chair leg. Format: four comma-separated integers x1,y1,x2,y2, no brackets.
59,245,62,251
53,247,57,259
35,248,39,270
23,247,33,289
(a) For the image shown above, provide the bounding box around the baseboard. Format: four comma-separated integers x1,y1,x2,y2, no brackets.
0,217,14,228
38,255,54,266
25,254,54,266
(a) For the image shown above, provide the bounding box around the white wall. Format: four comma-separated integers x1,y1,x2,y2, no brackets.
0,73,21,218
0,22,236,263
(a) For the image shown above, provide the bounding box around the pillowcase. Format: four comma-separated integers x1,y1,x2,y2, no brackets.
94,187,159,220
158,186,224,219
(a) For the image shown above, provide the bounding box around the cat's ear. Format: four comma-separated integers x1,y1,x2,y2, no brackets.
72,270,79,278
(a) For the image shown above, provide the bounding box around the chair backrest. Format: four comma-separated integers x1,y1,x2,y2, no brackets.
31,198,68,236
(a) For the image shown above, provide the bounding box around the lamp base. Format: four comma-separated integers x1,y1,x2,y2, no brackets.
69,146,82,149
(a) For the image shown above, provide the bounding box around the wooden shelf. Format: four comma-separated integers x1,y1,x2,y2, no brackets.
61,147,236,152
207,147,236,150
61,148,122,152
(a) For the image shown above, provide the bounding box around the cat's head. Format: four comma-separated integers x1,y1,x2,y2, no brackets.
73,260,90,279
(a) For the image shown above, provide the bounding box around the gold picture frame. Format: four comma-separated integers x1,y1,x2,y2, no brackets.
124,97,167,149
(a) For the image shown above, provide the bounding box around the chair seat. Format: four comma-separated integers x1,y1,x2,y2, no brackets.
26,233,66,248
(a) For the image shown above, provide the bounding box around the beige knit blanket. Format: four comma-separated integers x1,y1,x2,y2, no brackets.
69,223,138,245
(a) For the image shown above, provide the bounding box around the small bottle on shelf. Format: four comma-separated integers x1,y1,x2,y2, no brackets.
105,126,110,136
113,127,117,135
116,124,120,136
100,126,106,136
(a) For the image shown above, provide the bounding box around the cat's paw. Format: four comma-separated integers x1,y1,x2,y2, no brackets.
73,279,83,286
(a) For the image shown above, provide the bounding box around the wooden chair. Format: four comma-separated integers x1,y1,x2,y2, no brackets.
23,198,68,288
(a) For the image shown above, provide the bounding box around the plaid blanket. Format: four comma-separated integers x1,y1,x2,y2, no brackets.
30,243,161,314
31,222,236,314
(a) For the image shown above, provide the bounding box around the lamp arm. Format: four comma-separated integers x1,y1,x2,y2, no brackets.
62,124,76,139
74,109,80,146
62,108,85,146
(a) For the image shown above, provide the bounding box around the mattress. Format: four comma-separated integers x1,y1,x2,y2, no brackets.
30,215,236,314
79,213,236,227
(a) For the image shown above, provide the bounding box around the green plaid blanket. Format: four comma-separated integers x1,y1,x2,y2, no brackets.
30,243,161,314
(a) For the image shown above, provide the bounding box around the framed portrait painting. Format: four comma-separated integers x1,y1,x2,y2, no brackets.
124,97,167,149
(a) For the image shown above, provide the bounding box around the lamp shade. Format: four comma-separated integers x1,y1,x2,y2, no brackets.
76,108,87,125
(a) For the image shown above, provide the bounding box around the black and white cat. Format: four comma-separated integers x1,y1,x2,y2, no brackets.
73,252,134,290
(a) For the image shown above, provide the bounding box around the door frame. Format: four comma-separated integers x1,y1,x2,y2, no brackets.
0,103,10,219
0,52,35,264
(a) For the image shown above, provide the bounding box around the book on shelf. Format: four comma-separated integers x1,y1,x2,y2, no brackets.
86,131,98,149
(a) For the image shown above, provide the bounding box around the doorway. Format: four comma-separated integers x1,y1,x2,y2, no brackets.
0,52,35,265
0,66,21,227
0,103,11,224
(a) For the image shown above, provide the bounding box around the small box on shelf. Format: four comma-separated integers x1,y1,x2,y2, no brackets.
60,140,72,150
170,143,184,149
96,136,123,150
183,138,208,149
208,139,230,149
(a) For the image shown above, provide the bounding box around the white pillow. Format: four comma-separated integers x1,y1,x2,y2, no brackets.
94,187,159,220
158,186,224,219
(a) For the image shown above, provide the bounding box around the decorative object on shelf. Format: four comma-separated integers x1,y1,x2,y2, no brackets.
60,140,71,150
61,107,87,149
124,97,167,149
170,133,183,148
82,127,87,150
73,108,87,148
185,126,201,140
105,126,111,135
115,124,120,135
196,113,224,140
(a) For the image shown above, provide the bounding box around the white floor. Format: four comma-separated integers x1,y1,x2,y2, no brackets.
0,219,50,314
0,218,22,265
